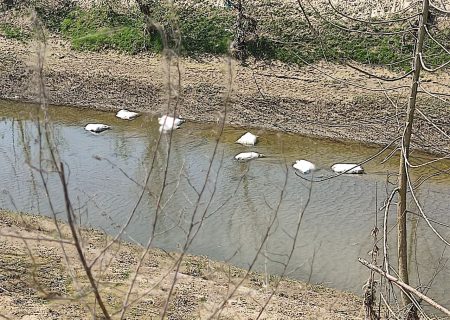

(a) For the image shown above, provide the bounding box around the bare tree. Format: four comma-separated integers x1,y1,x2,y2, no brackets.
396,1,430,316
288,0,449,318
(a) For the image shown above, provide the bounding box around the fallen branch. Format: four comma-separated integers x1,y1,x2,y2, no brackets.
358,258,450,317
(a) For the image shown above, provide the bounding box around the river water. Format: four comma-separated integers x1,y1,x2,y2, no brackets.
1,100,449,306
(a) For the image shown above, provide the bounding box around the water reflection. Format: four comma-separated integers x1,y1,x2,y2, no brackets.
1,100,450,306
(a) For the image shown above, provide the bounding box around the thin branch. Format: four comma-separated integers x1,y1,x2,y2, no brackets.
424,26,450,55
256,176,313,318
60,163,111,320
295,137,401,183
305,0,415,35
416,107,450,140
404,155,450,247
418,84,450,106
295,0,316,32
326,0,420,24
291,51,411,92
346,63,413,81
430,2,450,14
209,163,291,319
380,292,401,320
383,188,398,274
358,258,450,316
419,53,450,72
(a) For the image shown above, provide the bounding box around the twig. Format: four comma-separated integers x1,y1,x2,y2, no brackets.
60,163,111,319
383,188,398,274
358,258,450,317
380,292,401,320
346,63,413,81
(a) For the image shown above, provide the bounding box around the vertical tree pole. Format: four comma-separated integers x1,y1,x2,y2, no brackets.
397,0,429,311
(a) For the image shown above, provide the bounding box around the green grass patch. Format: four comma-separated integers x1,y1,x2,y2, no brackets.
36,2,449,71
59,5,234,55
0,23,29,41
60,8,155,53
247,15,420,70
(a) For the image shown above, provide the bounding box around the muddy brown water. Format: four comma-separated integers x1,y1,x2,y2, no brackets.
1,100,450,306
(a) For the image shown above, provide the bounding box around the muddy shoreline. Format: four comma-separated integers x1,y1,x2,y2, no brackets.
0,209,364,319
1,36,449,155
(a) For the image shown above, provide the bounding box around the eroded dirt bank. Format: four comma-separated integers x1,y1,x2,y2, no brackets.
1,35,449,155
0,210,364,319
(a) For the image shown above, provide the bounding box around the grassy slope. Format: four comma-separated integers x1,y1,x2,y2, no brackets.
2,1,448,70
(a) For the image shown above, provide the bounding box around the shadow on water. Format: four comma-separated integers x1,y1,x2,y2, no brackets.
1,100,450,305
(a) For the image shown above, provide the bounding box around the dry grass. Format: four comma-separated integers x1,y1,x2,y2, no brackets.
0,209,364,319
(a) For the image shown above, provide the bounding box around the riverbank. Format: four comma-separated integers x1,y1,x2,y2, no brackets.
0,209,364,319
1,34,449,155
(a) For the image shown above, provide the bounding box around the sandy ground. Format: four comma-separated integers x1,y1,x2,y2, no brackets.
0,210,365,319
0,36,449,155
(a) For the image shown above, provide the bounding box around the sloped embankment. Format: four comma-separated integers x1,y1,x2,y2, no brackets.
1,34,449,155
0,209,363,319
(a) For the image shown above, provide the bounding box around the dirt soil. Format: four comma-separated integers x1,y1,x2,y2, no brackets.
1,35,449,155
0,210,364,319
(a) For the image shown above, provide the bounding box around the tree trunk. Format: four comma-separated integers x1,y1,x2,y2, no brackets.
396,0,429,314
